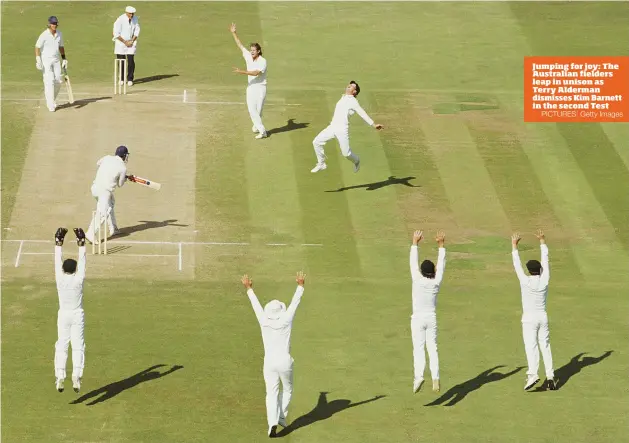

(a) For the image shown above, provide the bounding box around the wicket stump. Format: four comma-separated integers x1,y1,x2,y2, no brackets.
91,210,108,255
114,58,128,95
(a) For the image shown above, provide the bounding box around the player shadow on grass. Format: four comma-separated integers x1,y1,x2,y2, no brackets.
326,176,419,193
111,219,188,239
56,96,112,110
425,365,524,407
132,74,179,84
530,350,613,392
70,364,183,406
276,391,386,437
266,118,309,137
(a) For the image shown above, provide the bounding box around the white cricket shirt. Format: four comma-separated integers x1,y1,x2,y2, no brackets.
92,155,127,193
409,245,446,318
55,246,86,311
330,95,374,129
512,244,550,315
35,29,64,60
241,48,267,85
113,13,140,55
247,286,304,358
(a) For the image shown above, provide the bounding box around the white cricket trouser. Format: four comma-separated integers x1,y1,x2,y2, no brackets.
522,312,554,378
42,58,62,110
263,354,294,427
411,315,440,381
54,309,85,379
312,125,359,165
246,84,267,134
86,186,117,239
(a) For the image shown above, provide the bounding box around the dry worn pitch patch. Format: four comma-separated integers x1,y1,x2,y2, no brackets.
2,90,197,280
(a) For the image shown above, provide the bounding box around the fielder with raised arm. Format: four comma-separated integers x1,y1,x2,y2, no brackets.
242,272,306,438
86,146,130,244
53,227,87,393
229,23,268,139
310,81,384,173
35,16,68,112
409,230,446,394
511,230,556,391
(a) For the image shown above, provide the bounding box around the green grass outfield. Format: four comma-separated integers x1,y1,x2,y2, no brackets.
2,2,628,442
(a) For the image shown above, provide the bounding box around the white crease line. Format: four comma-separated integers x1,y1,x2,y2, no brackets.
0,97,302,106
14,240,24,267
114,254,178,257
21,252,53,255
1,239,322,247
178,242,183,271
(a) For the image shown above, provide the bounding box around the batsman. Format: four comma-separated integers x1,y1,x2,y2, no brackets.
86,146,130,244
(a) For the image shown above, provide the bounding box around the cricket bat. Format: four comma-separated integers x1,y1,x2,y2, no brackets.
63,69,75,104
127,175,162,191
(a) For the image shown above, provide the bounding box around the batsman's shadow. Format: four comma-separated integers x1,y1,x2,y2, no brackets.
57,96,112,110
267,118,309,137
112,219,188,239
70,364,183,406
277,391,386,437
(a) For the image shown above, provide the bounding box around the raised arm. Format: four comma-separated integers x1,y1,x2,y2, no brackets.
536,229,550,284
434,231,447,285
229,23,246,52
285,272,306,321
409,230,422,280
73,228,87,281
54,228,68,281
511,233,527,283
242,275,265,324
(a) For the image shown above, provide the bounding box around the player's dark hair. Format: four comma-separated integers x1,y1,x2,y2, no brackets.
350,80,360,96
421,260,435,278
62,258,77,274
250,43,262,56
526,260,542,276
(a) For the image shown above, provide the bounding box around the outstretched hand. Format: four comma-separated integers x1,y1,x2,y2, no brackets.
511,233,521,249
373,123,384,130
296,271,306,286
229,22,237,33
435,230,445,247
412,230,423,245
241,274,253,289
535,229,546,244
73,228,86,246
55,227,68,246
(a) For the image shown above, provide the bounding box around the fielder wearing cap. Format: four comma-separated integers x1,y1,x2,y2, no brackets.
34,15,69,112
409,230,447,394
85,146,130,244
112,6,140,86
52,227,88,394
241,272,306,438
511,230,556,391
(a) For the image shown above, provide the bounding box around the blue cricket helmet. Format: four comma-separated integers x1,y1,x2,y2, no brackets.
115,145,129,161
48,16,59,24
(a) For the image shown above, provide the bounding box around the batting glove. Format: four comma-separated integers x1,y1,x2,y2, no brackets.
73,228,86,246
55,227,68,246
61,59,68,69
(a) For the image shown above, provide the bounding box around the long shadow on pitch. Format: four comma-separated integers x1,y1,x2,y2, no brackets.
70,364,183,406
57,96,112,110
267,118,309,136
112,219,188,239
133,74,179,84
276,391,386,437
425,365,524,407
530,350,613,392
326,176,420,193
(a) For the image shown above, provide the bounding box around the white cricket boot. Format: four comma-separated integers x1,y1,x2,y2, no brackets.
255,132,267,139
413,378,424,393
55,378,64,393
252,125,259,133
524,376,540,391
311,163,327,173
72,376,81,393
